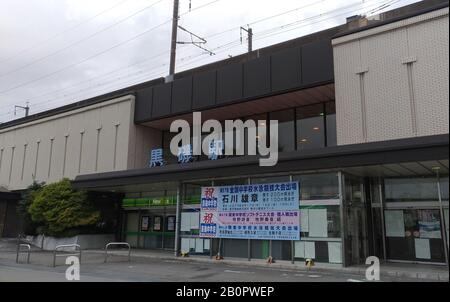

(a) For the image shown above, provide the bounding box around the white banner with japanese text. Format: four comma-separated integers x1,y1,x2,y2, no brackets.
200,182,300,240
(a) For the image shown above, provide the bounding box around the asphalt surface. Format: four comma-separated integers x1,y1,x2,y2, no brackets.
0,244,423,282
0,256,424,282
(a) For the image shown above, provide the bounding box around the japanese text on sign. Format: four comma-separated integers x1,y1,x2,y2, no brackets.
200,182,300,240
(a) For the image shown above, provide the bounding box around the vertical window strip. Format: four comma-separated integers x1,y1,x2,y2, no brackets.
62,135,69,177
95,128,101,172
8,146,15,183
0,148,3,175
358,72,368,142
21,144,27,180
48,138,54,179
323,103,328,147
406,62,418,135
78,132,84,174
113,124,119,170
34,141,40,180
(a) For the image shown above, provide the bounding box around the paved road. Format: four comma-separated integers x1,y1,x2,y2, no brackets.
0,239,428,282
0,258,419,282
0,252,421,282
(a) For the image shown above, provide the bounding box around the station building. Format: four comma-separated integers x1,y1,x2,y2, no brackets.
0,0,448,267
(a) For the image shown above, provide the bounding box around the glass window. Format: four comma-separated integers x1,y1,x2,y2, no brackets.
298,205,341,239
244,114,267,156
293,173,339,200
181,181,211,250
385,209,446,263
384,178,439,202
345,177,363,203
296,104,325,150
291,173,341,263
125,212,139,248
184,181,211,205
325,102,337,147
440,176,449,201
270,109,295,152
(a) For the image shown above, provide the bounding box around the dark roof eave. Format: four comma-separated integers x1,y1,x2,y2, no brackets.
72,134,449,189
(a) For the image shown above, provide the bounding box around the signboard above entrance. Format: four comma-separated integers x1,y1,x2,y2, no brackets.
122,197,176,208
200,182,300,241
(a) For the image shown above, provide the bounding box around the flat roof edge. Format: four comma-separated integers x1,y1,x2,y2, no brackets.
333,1,449,39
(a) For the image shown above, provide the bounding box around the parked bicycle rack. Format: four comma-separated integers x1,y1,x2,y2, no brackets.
16,243,31,264
104,242,131,263
53,244,81,267
16,235,32,264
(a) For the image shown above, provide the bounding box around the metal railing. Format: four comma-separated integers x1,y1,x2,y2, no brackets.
16,243,31,264
104,242,131,263
53,244,81,267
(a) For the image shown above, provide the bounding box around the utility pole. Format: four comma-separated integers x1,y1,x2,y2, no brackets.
169,0,180,78
14,102,30,117
240,26,253,53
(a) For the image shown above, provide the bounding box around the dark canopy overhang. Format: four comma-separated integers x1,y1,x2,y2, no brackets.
72,134,449,190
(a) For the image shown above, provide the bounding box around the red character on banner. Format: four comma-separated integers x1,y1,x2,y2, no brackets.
204,188,215,199
203,213,214,224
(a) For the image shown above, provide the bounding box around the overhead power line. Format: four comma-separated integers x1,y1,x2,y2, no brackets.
0,0,396,121
0,0,222,96
0,0,166,79
0,0,131,65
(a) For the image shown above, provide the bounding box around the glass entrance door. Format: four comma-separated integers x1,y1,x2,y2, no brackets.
343,175,369,266
139,211,176,250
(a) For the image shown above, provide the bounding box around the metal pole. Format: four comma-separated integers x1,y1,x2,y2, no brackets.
338,171,347,267
378,177,387,262
436,170,449,265
174,181,183,257
15,235,20,263
248,28,253,53
247,178,251,261
169,0,180,76
290,174,295,264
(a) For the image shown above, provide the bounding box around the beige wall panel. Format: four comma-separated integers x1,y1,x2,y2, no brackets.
80,109,99,175
333,42,364,145
35,125,51,184
97,104,116,173
407,17,449,137
48,118,67,183
0,96,136,190
333,8,449,145
361,28,413,142
116,100,133,171
64,114,84,180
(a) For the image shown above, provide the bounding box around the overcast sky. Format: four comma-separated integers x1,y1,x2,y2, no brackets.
0,0,419,123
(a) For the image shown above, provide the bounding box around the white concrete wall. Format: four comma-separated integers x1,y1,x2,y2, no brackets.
332,7,449,145
25,234,115,251
0,95,138,191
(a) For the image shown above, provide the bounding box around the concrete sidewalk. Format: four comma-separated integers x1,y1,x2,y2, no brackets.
86,248,449,281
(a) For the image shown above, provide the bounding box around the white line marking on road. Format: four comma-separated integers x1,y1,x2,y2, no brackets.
308,275,321,278
224,270,255,274
347,279,364,282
